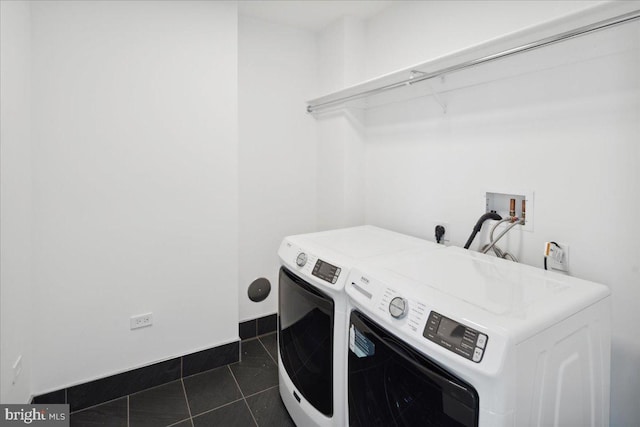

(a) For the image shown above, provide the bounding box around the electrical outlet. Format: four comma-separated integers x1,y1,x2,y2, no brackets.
12,355,22,385
130,313,153,330
432,221,450,244
545,242,570,272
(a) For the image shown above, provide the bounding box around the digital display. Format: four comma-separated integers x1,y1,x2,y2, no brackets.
436,317,465,346
312,259,341,284
316,261,336,277
424,311,487,363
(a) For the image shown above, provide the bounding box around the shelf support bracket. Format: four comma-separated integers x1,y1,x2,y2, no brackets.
409,70,447,114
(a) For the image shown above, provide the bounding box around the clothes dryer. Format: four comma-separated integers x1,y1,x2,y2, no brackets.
277,226,442,427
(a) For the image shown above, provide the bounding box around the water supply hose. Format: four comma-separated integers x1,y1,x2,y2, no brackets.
481,218,525,257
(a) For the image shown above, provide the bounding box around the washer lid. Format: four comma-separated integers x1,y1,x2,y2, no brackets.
353,246,610,341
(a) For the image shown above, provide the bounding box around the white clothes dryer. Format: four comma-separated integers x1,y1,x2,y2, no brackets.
346,246,611,427
277,226,442,427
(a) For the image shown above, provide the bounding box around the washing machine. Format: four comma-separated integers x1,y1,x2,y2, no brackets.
346,246,611,427
277,226,443,427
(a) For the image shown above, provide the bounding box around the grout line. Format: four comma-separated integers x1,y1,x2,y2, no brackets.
255,330,277,339
166,418,192,427
69,395,128,414
227,365,245,399
180,378,194,420
257,336,277,366
242,397,259,427
127,395,130,427
243,385,279,400
190,397,245,420
128,378,181,398
181,365,225,381
189,355,274,420
228,360,270,427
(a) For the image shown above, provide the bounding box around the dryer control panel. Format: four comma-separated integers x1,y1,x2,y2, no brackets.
423,311,488,363
312,259,341,284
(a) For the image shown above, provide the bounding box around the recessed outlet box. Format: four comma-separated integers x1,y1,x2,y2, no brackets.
130,313,153,330
484,190,534,232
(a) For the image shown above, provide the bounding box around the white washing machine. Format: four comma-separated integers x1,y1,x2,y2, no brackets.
346,246,611,427
277,226,443,427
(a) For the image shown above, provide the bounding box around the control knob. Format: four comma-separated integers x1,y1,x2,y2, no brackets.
296,252,307,267
389,297,408,319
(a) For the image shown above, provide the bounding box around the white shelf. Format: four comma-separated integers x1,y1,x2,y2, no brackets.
307,2,640,115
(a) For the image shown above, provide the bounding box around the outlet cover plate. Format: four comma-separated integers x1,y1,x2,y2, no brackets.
130,313,153,330
548,242,570,272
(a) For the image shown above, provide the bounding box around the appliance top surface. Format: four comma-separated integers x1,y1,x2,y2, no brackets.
286,225,438,263
353,246,610,336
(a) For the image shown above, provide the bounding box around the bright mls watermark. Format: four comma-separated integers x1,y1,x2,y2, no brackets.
0,405,68,427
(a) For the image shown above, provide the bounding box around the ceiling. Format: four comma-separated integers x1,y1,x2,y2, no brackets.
238,0,395,32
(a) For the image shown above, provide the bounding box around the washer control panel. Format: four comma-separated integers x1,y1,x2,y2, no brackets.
423,311,488,363
389,297,408,319
296,252,307,267
312,259,341,284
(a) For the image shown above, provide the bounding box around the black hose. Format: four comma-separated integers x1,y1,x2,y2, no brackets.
463,212,502,249
435,225,445,244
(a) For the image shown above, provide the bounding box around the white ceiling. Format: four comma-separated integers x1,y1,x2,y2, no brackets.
238,0,395,32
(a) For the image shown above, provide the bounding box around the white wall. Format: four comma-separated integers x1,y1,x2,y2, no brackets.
29,0,239,394
358,2,640,426
316,18,366,231
238,15,318,321
364,0,607,79
1,0,33,404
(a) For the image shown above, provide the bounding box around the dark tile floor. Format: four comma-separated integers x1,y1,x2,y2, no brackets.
70,333,295,427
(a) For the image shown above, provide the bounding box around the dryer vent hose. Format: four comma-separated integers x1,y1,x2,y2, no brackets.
463,212,502,249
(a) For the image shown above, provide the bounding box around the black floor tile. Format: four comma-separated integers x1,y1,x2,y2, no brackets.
257,314,277,336
192,400,256,427
230,339,278,396
258,333,278,363
44,337,292,426
183,366,243,416
70,397,127,427
246,387,295,427
129,380,190,427
183,341,239,377
67,358,181,411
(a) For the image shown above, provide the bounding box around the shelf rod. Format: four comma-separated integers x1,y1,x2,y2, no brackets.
307,9,640,114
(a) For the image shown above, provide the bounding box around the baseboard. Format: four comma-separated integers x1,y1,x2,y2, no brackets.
31,340,240,412
30,314,279,411
239,313,277,340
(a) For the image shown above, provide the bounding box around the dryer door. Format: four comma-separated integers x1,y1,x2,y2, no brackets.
348,310,479,427
278,267,334,416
